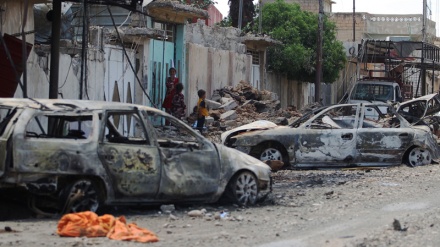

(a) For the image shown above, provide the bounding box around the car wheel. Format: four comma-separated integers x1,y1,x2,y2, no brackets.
226,171,259,206
406,147,431,167
250,143,287,164
260,147,283,161
61,179,100,213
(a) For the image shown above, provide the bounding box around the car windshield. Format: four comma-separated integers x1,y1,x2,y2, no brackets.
289,106,328,128
351,83,393,102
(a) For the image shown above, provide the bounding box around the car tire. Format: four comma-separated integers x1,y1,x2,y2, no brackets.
406,147,432,167
60,179,101,214
225,171,259,206
250,143,287,165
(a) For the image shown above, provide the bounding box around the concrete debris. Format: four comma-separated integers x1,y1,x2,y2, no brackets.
393,219,408,231
220,110,237,121
188,80,307,143
187,209,207,217
160,204,175,214
205,99,222,110
221,100,239,111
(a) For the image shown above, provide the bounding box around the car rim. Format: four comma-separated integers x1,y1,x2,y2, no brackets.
64,180,99,213
408,147,431,167
234,172,258,206
260,147,283,161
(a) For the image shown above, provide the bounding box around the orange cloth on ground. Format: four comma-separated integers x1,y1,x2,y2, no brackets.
57,211,159,243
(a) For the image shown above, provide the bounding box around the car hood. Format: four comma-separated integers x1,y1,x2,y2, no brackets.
221,120,278,145
214,143,271,180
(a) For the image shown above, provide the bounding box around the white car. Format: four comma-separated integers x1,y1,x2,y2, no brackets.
223,103,440,169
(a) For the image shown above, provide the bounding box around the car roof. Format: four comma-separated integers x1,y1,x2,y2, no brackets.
355,81,397,85
401,93,439,103
0,98,163,114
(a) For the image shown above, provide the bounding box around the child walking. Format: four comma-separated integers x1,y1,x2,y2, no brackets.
196,89,209,132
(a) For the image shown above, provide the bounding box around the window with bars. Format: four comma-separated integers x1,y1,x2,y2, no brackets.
152,21,175,42
247,50,260,65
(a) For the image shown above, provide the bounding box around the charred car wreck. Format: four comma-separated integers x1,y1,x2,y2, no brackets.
397,93,440,135
0,99,271,214
222,102,440,168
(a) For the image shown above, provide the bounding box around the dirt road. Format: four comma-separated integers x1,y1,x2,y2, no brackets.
1,165,440,247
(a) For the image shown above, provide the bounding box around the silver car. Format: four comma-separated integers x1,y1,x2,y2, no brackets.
0,98,271,214
223,103,440,168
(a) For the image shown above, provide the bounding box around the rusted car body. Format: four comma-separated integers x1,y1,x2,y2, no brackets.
397,93,440,133
0,98,271,214
224,103,440,168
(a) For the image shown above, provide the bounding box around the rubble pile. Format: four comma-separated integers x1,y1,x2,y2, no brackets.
190,80,305,143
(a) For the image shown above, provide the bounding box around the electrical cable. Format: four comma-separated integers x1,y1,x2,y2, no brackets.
59,56,74,89
107,5,157,108
119,11,132,27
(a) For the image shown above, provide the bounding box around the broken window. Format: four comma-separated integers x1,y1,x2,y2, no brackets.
144,111,199,148
26,114,93,139
426,97,440,116
352,84,394,102
309,105,357,129
104,111,150,145
0,107,16,136
362,105,400,128
397,101,426,123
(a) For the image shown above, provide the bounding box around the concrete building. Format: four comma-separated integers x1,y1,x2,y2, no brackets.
0,0,280,115
261,0,334,14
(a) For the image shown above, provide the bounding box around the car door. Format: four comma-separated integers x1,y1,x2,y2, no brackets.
356,104,413,165
0,106,18,177
97,109,161,200
295,105,359,167
143,110,220,201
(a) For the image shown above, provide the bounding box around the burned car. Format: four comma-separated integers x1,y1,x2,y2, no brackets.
223,103,440,168
0,99,271,214
397,93,440,134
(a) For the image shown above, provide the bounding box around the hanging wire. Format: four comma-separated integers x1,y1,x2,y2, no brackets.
106,5,157,108
59,56,74,90
119,11,132,27
21,0,30,98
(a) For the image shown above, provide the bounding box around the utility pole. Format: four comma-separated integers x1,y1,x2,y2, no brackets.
352,0,355,42
80,0,89,100
315,0,323,103
49,0,61,99
238,0,243,30
421,0,426,95
258,0,262,33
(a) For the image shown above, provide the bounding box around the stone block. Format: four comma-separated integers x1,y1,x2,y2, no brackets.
220,97,234,105
205,99,221,109
220,110,237,121
221,100,238,111
205,116,214,125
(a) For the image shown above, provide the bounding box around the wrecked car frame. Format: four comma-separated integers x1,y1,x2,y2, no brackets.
0,98,271,214
224,102,440,168
397,93,440,134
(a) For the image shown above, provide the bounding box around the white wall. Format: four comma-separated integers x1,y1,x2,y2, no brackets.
186,43,252,111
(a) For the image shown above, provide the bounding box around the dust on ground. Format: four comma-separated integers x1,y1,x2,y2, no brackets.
2,165,440,247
